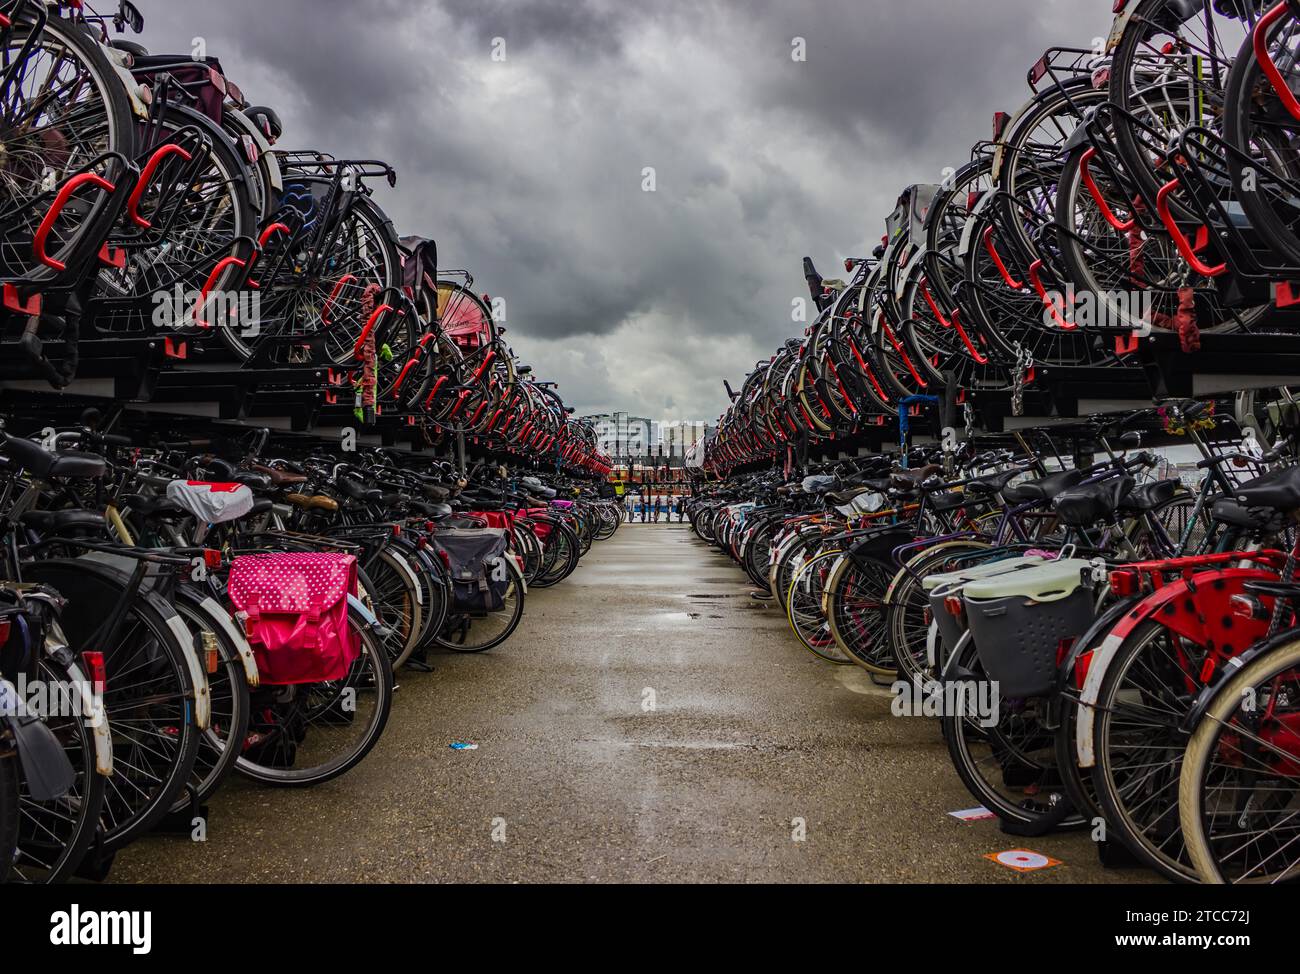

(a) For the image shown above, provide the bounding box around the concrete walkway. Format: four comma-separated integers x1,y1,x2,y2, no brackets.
110,524,1154,883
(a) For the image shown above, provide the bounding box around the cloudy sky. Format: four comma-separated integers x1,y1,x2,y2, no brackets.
142,0,1110,424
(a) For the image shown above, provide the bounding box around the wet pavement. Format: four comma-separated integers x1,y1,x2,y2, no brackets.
109,523,1156,883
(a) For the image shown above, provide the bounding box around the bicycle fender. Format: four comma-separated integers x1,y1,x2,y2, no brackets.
847,528,913,569
196,595,260,690
1075,567,1274,767
162,610,210,732
1180,628,1300,734
385,547,424,606
47,621,114,777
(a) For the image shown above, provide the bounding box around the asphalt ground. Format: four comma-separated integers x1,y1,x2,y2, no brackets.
109,523,1157,883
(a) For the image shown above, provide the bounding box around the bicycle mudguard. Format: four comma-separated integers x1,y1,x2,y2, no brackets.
1074,566,1276,767
195,594,260,690
4,711,76,802
1056,594,1138,695
1180,627,1300,734
846,527,915,570
49,621,113,778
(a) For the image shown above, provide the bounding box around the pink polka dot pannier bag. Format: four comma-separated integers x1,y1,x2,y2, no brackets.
227,552,361,684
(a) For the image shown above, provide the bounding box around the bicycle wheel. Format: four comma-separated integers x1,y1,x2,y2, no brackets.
826,553,898,676
942,637,1083,832
0,12,135,279
1179,634,1300,884
10,649,107,884
786,550,853,664
168,594,250,813
434,555,526,653
1091,616,1204,880
25,560,201,851
887,541,992,685
364,547,423,668
235,603,392,786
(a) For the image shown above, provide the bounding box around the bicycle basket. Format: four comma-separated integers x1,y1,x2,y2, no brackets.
962,558,1096,698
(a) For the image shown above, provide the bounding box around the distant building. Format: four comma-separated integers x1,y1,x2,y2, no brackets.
661,421,711,459
579,412,657,457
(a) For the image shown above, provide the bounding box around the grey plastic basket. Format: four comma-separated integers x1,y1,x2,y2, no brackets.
963,560,1096,698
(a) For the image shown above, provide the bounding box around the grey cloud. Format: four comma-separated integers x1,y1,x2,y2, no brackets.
141,0,1116,419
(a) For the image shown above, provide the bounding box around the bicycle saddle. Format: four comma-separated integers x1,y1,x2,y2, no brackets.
336,477,383,504
18,510,107,534
286,493,339,513
824,486,872,506
1002,469,1086,503
2,435,107,481
1118,478,1180,512
1209,497,1269,530
1234,466,1300,513
119,493,185,518
964,468,1021,496
249,463,307,487
889,463,941,487
1052,476,1133,528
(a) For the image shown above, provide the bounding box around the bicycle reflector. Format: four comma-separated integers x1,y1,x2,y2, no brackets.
202,631,219,675
1113,0,1127,12
943,595,963,617
203,549,222,569
1055,636,1077,668
82,651,106,695
1108,569,1138,597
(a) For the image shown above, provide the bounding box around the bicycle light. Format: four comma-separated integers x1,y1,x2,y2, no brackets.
1108,569,1138,597
82,651,106,696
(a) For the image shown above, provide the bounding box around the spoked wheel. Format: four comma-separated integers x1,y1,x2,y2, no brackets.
9,650,106,885
942,638,1083,832
236,606,392,786
1091,617,1208,881
27,561,202,852
533,520,580,588
786,550,853,664
1180,636,1300,884
168,595,251,814
364,548,423,668
433,557,526,653
0,11,135,279
887,542,992,684
826,554,898,676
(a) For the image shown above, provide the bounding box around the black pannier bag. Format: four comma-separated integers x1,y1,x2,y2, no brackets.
432,528,513,615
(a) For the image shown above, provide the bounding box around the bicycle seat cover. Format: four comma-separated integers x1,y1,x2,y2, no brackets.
165,480,255,523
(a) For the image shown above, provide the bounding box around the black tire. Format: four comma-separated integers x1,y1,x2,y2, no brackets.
434,556,526,653
942,639,1082,832
10,652,108,884
235,604,393,786
24,560,201,852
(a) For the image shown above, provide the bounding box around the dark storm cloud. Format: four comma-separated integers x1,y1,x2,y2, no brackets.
139,0,1111,420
